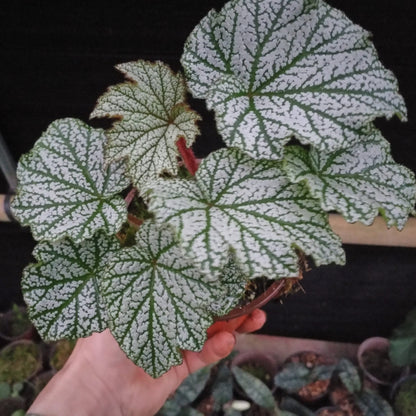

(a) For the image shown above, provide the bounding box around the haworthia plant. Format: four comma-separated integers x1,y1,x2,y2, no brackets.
284,129,416,228
12,118,129,243
181,0,406,160
101,221,244,377
22,233,120,339
149,147,345,279
90,60,201,192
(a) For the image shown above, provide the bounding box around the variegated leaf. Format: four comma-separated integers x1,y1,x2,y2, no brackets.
356,389,394,416
90,60,201,192
232,366,276,411
149,148,345,280
284,129,416,229
101,221,243,377
181,0,406,160
12,118,129,243
22,233,120,340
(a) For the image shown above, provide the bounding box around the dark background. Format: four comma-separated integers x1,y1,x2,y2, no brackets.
0,0,415,343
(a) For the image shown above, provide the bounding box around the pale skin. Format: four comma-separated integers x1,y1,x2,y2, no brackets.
28,309,266,416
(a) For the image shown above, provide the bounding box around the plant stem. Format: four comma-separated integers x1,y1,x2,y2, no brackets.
127,213,143,228
176,136,198,176
124,188,137,207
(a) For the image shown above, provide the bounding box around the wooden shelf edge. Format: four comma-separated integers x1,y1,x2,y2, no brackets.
329,214,416,248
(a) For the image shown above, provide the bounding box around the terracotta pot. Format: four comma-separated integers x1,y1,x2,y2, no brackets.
217,277,300,321
357,337,403,386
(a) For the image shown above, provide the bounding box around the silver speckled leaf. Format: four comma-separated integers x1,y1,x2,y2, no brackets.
101,221,244,378
149,148,345,280
90,60,201,192
22,233,120,340
181,0,406,159
284,129,416,229
12,118,129,243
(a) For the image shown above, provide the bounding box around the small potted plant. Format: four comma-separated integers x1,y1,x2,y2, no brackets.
391,375,416,416
274,351,336,404
357,337,404,386
0,340,42,384
158,351,280,415
0,304,34,343
10,0,416,378
48,339,76,372
0,381,25,415
388,307,416,415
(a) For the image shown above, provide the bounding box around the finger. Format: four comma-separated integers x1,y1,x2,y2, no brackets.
235,309,266,333
183,331,236,374
206,315,247,337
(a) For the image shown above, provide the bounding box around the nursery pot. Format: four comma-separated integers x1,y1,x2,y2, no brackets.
0,340,42,384
217,277,300,321
288,351,334,404
357,337,403,386
0,306,34,343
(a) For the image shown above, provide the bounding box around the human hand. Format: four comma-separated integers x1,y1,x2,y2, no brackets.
27,309,266,416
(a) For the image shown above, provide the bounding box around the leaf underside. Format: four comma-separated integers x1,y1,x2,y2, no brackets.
12,118,129,243
284,129,416,229
91,60,201,192
22,233,120,340
149,147,345,280
181,0,406,159
101,221,243,377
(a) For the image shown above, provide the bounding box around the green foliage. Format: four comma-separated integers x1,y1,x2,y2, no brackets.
389,308,416,367
12,118,129,243
159,353,280,415
11,0,415,377
181,0,406,160
0,343,40,384
91,60,201,193
232,366,277,411
394,378,416,416
0,382,23,400
336,358,361,394
356,389,394,416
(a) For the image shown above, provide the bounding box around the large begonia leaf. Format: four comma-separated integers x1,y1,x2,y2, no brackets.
181,0,406,160
101,221,244,377
12,118,129,243
284,129,416,229
90,60,201,192
22,233,120,340
149,148,345,280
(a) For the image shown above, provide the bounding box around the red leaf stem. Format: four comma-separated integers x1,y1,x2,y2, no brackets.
124,188,136,207
127,213,143,228
176,136,199,176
